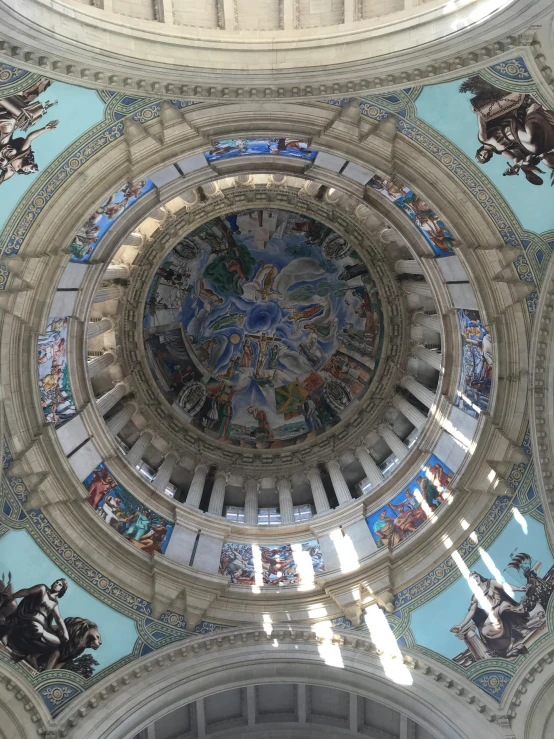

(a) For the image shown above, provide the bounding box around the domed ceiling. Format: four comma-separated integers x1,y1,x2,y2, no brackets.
143,208,383,449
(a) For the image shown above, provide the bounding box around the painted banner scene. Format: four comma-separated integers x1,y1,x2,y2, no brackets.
456,309,493,417
83,463,173,555
366,454,454,549
143,208,383,449
219,540,325,586
368,174,457,256
205,137,317,163
66,179,154,263
37,317,76,428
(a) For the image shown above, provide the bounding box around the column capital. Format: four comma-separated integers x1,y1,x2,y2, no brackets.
213,468,228,483
277,475,293,489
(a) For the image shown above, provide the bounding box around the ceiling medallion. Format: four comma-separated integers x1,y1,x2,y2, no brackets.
143,208,384,450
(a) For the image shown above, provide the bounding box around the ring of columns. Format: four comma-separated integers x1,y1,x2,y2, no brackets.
1,100,530,627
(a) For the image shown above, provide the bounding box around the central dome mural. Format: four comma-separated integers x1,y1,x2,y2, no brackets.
143,208,383,449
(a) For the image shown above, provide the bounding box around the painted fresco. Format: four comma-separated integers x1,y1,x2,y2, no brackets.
143,208,383,449
0,79,59,188
415,60,554,235
37,317,76,428
368,174,456,256
0,71,105,237
410,514,554,667
461,76,554,188
66,179,155,263
83,463,173,555
206,137,316,163
219,540,324,586
366,454,454,549
0,530,136,678
456,309,492,417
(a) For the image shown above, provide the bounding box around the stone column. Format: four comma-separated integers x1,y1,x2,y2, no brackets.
87,317,114,338
355,446,384,487
306,467,330,514
104,264,130,281
400,375,435,408
96,381,128,416
378,424,409,461
326,460,353,505
395,259,424,275
153,451,178,492
411,311,441,333
277,477,294,524
392,394,428,429
208,469,227,516
93,285,123,303
411,343,442,371
126,430,153,467
401,280,432,297
244,478,258,525
185,463,209,508
87,350,115,378
106,401,137,435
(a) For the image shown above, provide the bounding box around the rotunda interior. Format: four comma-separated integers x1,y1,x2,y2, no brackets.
1,1,554,738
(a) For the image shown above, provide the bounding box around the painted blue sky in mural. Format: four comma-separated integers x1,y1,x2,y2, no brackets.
416,80,554,235
0,80,105,233
410,514,554,661
0,530,137,670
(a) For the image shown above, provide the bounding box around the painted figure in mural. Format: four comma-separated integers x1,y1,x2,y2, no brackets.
0,575,101,676
451,572,529,659
461,76,554,186
240,337,254,368
86,467,117,510
247,332,283,376
301,395,322,432
450,554,554,665
209,306,245,331
247,406,274,440
458,309,492,414
37,318,76,427
373,510,404,549
0,80,58,185
245,261,279,301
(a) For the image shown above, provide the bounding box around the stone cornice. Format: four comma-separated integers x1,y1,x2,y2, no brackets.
0,1,552,101
27,625,504,738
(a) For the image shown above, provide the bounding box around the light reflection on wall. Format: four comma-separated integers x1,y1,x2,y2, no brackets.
364,605,413,686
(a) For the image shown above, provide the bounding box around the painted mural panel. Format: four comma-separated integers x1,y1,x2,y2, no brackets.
455,309,492,417
219,540,324,586
410,514,554,668
0,529,136,677
366,454,454,549
66,179,155,263
415,59,554,234
83,463,173,555
37,317,76,427
205,137,317,163
143,208,383,449
368,174,457,256
0,72,105,236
